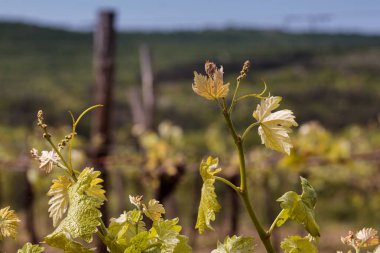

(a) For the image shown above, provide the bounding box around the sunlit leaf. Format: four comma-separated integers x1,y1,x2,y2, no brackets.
80,167,107,202
281,236,318,253
151,218,190,253
276,177,320,237
47,175,72,227
0,206,20,239
123,231,153,253
211,235,256,253
105,210,146,252
45,168,105,246
192,66,229,100
253,96,298,155
143,199,166,221
195,156,221,234
44,232,94,253
173,235,192,253
17,242,44,253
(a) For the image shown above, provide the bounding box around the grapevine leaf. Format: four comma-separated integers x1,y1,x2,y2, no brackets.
173,235,192,253
276,177,320,237
143,199,166,221
211,235,256,253
44,232,94,253
105,210,146,252
124,231,153,253
47,176,72,227
45,169,105,245
192,66,229,100
17,242,44,253
150,218,190,253
253,96,298,155
195,156,221,234
280,236,317,253
0,206,20,239
80,168,107,202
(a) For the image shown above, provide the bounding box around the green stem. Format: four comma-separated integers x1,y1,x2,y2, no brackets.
267,209,286,237
215,176,240,193
45,137,71,172
222,109,276,253
229,80,241,114
240,191,275,253
241,122,259,141
68,104,103,172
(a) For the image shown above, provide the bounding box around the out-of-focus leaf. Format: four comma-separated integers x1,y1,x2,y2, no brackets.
0,206,20,239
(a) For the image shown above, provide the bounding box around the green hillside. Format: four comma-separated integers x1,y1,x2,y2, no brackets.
1,22,380,129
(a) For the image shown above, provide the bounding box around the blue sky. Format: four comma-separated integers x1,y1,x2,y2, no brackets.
1,0,380,33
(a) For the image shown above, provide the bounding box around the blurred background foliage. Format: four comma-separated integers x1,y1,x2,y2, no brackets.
0,21,379,252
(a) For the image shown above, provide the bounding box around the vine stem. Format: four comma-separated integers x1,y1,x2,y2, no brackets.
222,109,276,253
267,209,286,237
215,176,240,193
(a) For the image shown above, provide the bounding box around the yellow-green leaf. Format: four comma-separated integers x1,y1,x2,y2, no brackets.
253,96,298,155
44,232,94,253
17,243,44,253
106,210,146,252
80,167,107,202
150,218,188,253
281,236,318,253
45,169,105,245
195,156,221,234
143,199,166,221
47,176,72,227
192,66,229,100
211,235,256,253
276,177,320,237
0,206,20,240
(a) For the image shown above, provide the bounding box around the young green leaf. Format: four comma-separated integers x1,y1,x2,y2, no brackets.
47,175,72,227
211,235,256,253
192,66,229,100
0,206,20,240
173,235,192,253
276,177,320,237
17,243,44,253
195,156,222,234
143,199,166,221
253,96,298,155
45,169,105,246
124,231,154,253
281,236,318,253
79,167,107,202
106,210,147,252
44,232,94,253
150,218,191,253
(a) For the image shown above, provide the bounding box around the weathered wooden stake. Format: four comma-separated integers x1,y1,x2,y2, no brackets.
91,10,115,252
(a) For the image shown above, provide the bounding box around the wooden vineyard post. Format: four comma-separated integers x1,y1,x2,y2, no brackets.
91,10,115,252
